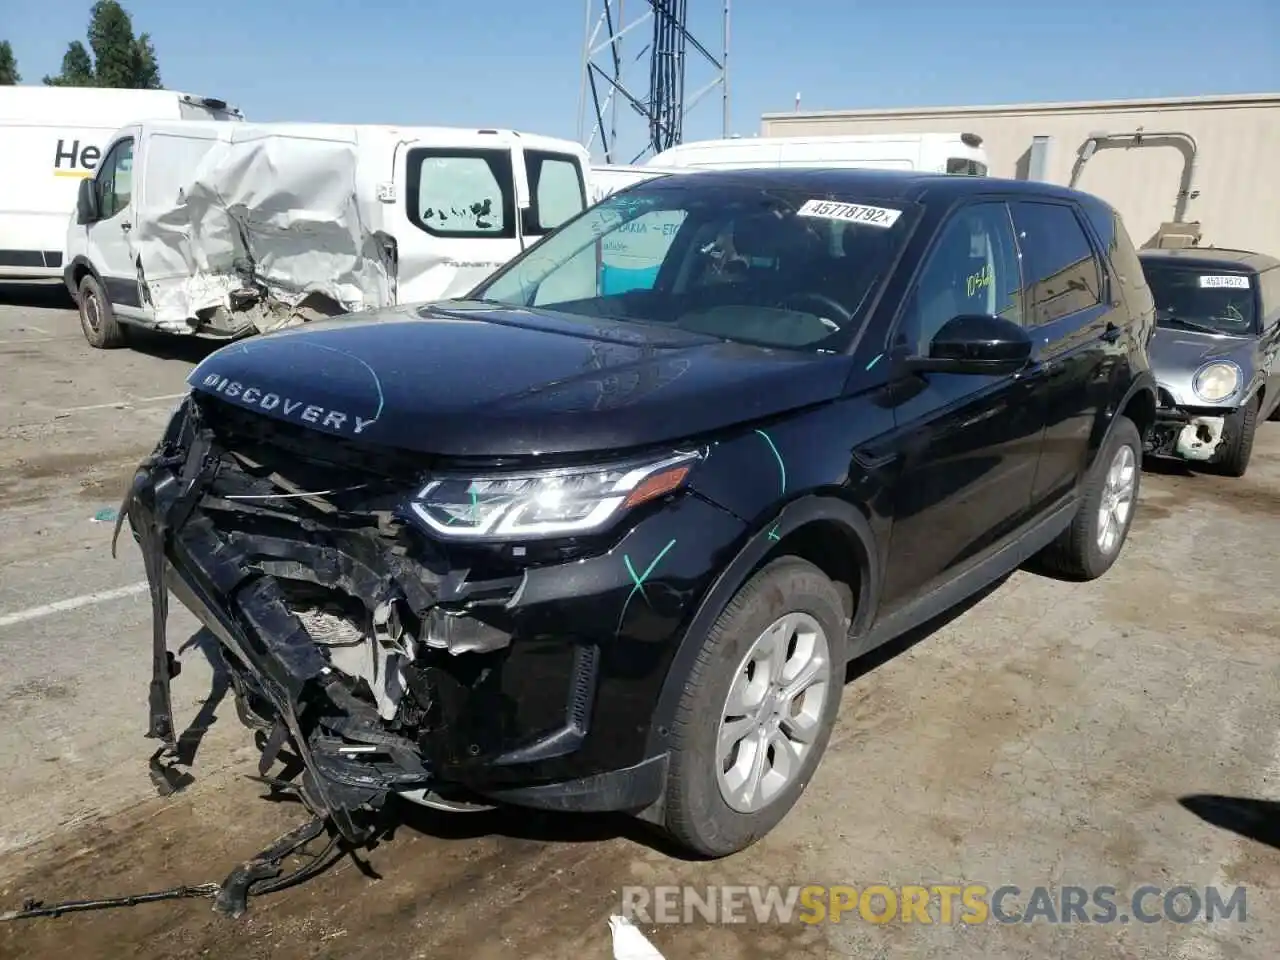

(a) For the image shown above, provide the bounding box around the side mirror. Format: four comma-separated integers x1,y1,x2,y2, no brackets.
76,178,100,224
906,314,1033,376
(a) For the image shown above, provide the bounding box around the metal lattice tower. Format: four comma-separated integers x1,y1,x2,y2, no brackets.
577,0,730,165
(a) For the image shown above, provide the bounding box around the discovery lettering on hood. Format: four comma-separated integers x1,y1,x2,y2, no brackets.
198,373,378,435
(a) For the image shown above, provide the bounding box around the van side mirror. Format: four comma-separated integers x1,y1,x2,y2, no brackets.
905,314,1033,376
76,178,100,224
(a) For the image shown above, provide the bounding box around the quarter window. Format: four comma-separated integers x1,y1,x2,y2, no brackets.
1009,201,1103,326
902,201,1023,353
97,138,134,220
525,151,586,234
405,148,515,239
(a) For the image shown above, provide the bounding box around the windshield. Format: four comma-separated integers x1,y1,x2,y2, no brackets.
470,180,917,352
1144,262,1257,336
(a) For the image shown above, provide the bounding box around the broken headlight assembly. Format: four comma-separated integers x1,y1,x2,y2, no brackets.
1192,360,1242,403
409,451,697,540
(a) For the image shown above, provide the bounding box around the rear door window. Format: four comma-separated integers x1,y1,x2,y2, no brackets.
405,147,515,239
524,150,587,236
1009,201,1103,326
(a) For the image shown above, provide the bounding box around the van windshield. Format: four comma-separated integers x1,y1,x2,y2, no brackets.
469,180,917,352
1144,262,1257,336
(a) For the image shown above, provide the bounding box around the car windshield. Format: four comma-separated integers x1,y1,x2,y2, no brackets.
1143,262,1257,336
469,179,918,352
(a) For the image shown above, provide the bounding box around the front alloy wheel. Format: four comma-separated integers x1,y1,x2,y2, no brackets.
716,612,832,814
660,556,847,858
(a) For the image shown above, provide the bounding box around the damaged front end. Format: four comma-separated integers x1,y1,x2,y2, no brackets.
1146,390,1231,463
117,395,505,842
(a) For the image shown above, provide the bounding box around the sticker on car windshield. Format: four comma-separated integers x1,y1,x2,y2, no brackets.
796,199,902,228
1199,274,1251,289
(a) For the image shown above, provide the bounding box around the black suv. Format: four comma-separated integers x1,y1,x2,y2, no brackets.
123,169,1157,858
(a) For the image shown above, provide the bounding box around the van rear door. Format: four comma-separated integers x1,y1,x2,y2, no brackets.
395,135,587,304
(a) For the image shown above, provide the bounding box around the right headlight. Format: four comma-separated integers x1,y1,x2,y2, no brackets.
1192,361,1242,403
409,451,698,541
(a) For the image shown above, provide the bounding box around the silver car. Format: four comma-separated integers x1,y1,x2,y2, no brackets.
1141,248,1280,477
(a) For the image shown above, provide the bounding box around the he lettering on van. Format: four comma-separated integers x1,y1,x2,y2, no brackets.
52,138,102,178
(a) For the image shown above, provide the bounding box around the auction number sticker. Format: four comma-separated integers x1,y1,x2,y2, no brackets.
1199,274,1250,289
797,199,902,228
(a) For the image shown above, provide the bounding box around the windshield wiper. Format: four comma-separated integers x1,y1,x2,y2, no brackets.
1160,314,1224,336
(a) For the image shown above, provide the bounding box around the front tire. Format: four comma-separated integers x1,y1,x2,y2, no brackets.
1037,414,1142,581
660,556,847,858
77,274,127,349
1215,395,1258,477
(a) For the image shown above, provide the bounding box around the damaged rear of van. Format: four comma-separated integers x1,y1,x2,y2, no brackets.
63,121,590,348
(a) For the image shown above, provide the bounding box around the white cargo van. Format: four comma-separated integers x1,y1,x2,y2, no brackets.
647,132,990,175
0,86,242,281
588,163,689,203
64,120,590,348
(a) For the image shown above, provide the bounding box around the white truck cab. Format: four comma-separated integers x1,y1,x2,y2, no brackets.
0,86,241,281
64,121,590,348
647,132,990,175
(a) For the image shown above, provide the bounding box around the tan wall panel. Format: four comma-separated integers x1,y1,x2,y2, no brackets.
761,99,1280,255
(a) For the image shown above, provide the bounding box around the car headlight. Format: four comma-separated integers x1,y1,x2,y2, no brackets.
1192,361,1242,403
409,452,697,539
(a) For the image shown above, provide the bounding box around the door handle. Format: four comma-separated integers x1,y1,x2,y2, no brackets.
121,221,132,232
1100,322,1121,343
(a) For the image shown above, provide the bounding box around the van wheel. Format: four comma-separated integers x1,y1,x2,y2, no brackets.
1037,414,1141,581
78,274,127,349
1215,396,1258,477
660,556,847,858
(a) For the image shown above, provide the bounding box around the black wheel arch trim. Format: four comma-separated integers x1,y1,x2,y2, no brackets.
63,254,103,300
1091,370,1157,466
644,494,880,756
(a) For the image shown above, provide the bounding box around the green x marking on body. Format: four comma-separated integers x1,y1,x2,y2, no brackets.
616,538,678,635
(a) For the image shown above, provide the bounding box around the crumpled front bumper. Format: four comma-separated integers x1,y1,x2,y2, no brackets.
1147,389,1236,463
121,394,746,839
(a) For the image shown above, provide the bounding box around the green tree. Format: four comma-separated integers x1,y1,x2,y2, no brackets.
43,2,162,89
0,41,20,84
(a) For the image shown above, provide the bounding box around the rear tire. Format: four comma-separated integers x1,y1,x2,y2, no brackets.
77,274,127,349
660,556,847,858
1215,396,1258,477
1037,415,1142,581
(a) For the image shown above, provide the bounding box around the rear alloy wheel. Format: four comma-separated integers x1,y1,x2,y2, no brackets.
1215,395,1259,477
1037,414,1142,581
660,556,847,858
77,273,127,349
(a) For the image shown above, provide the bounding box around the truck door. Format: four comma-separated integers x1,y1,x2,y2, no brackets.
81,127,146,319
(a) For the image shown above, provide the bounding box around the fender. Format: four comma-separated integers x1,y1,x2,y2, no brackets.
63,254,103,301
1087,368,1157,471
643,494,881,757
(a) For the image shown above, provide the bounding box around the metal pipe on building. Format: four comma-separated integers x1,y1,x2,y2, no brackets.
1069,129,1200,223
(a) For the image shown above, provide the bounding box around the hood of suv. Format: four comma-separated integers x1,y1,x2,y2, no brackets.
186,302,853,457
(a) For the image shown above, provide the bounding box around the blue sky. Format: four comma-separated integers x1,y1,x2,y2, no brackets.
4,0,1278,159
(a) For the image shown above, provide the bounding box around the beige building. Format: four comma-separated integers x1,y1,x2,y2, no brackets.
761,93,1280,255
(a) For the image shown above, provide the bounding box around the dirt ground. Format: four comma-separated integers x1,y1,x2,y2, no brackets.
0,283,1277,960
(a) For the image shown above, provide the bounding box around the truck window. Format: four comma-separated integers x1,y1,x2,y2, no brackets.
97,137,135,220
405,147,516,239
524,150,586,234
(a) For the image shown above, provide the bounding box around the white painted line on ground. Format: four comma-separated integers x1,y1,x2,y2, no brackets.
0,581,148,629
54,392,187,416
0,337,63,345
131,392,188,403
